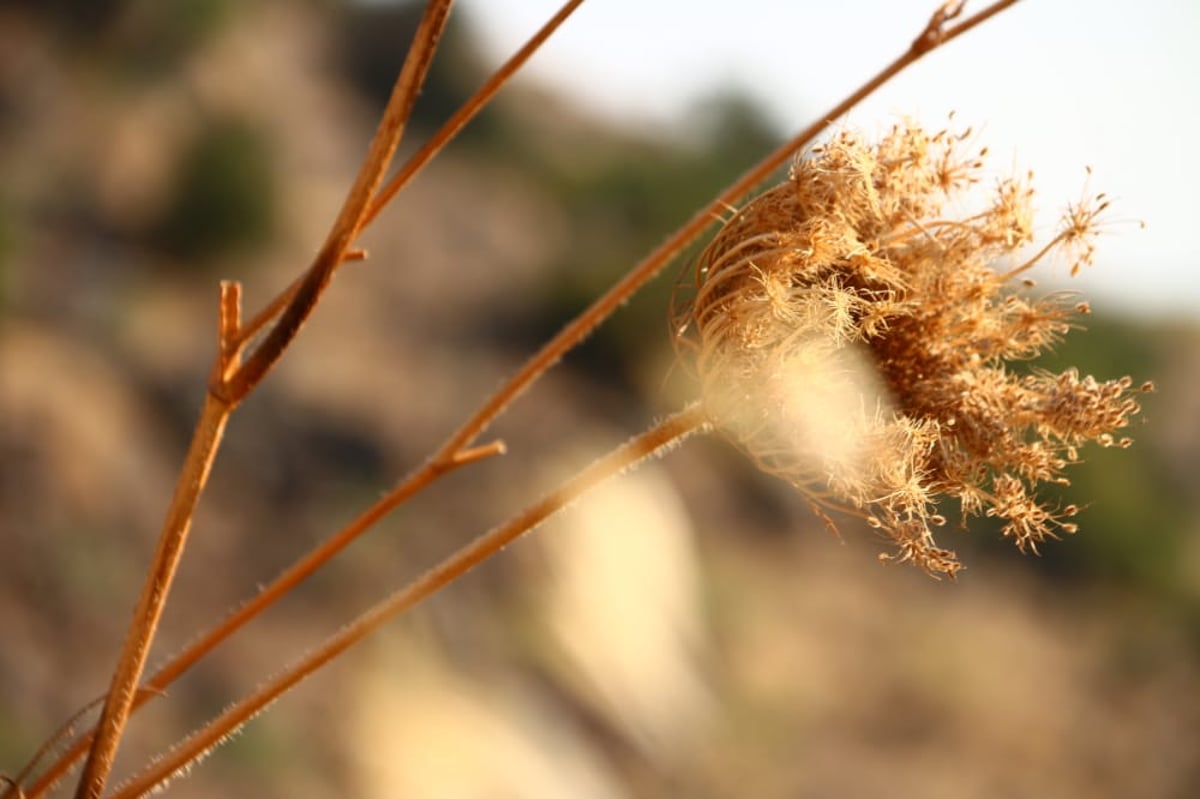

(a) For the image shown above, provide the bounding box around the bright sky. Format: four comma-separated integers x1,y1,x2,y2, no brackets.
455,0,1200,320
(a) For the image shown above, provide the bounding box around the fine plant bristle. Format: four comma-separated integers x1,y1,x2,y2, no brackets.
675,122,1149,578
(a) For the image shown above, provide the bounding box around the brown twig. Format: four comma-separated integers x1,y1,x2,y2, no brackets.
234,0,588,349
22,3,587,794
68,4,455,798
71,389,232,799
19,2,1021,797
20,440,505,799
429,0,1024,462
223,1,454,401
106,3,1022,789
363,0,588,228
109,406,710,799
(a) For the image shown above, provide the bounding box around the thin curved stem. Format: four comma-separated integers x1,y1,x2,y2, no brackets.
5,697,107,793
19,3,1021,797
110,406,710,799
430,0,1024,462
235,0,588,357
71,392,231,799
223,0,454,402
20,443,505,799
68,5,455,798
363,0,587,228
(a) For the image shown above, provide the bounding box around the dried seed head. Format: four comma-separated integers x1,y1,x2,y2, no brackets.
673,122,1146,578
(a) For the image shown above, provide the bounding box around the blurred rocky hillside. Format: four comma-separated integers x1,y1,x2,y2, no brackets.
1,1,1198,797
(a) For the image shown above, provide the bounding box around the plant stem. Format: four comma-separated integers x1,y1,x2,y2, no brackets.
21,1,587,791
363,0,587,228
235,0,588,348
20,3,1022,796
21,445,504,799
429,0,1023,461
68,4,456,796
110,406,709,799
224,0,454,400
72,392,231,799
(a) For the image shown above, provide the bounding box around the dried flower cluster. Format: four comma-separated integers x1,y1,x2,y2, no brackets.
675,122,1150,577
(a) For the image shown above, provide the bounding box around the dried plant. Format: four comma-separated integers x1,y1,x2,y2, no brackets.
1,0,1153,797
673,123,1151,578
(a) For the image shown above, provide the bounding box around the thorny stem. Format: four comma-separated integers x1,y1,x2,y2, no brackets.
110,406,710,799
68,4,454,798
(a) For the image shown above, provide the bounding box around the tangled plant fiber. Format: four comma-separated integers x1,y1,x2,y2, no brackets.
676,122,1151,578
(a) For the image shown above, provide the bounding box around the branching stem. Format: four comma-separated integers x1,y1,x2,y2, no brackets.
110,406,709,799
67,3,454,797
21,2,580,794
13,2,1022,797
71,392,231,799
22,439,503,799
431,0,1024,460
235,0,587,350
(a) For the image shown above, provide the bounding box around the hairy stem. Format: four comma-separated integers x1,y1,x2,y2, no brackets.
72,392,231,799
110,406,709,799
21,445,504,799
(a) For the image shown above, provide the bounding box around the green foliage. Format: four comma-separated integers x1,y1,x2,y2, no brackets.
152,116,276,266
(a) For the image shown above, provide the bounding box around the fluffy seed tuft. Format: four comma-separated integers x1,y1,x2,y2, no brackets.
673,122,1147,578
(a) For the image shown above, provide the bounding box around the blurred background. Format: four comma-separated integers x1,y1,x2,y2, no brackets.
0,1,1197,797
